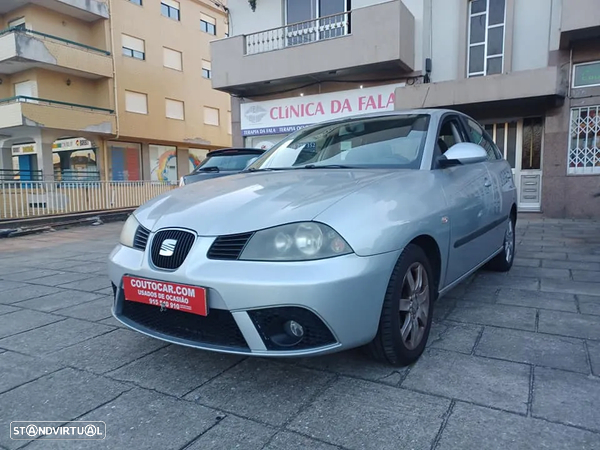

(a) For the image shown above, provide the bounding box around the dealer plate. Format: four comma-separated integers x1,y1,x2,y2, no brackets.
123,275,208,316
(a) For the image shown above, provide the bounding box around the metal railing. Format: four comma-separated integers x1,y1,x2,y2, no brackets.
54,170,101,182
0,180,178,220
0,169,43,182
0,26,111,56
0,96,114,114
244,11,351,55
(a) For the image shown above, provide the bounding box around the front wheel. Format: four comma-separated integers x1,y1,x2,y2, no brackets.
367,244,435,366
486,216,516,272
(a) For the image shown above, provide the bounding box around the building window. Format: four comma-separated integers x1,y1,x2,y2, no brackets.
166,98,185,120
8,17,27,30
202,60,211,79
125,90,148,114
568,106,600,175
122,34,145,60
128,0,142,5
204,106,220,126
200,14,216,34
285,0,349,44
161,0,180,21
163,47,183,71
108,141,142,181
467,0,506,77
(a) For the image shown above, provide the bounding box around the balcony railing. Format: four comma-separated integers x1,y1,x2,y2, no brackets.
244,11,351,55
0,96,114,114
0,26,111,56
0,169,43,182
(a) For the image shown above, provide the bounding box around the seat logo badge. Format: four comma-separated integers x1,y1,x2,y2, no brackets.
159,239,177,257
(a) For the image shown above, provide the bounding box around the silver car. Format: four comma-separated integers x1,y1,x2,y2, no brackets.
109,109,517,366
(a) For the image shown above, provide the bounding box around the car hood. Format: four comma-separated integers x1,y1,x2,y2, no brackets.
134,169,400,236
183,171,236,183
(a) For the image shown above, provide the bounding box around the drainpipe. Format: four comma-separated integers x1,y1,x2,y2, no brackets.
106,0,119,182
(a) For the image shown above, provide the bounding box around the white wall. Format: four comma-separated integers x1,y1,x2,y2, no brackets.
429,0,462,82
512,0,552,71
228,0,282,36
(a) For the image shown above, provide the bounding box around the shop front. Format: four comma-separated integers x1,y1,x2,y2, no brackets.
52,138,100,181
11,143,41,180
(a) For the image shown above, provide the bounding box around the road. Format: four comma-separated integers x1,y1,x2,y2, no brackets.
1,216,599,449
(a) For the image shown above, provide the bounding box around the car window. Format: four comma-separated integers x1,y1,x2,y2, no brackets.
436,117,464,155
194,153,261,171
465,118,501,160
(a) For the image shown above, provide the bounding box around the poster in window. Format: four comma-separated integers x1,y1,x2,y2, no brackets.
149,144,177,182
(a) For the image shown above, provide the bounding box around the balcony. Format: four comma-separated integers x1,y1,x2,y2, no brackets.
0,96,115,134
559,0,600,48
0,0,108,21
0,28,112,79
211,0,415,96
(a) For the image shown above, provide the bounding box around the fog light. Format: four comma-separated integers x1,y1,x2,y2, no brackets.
270,320,305,347
284,320,304,338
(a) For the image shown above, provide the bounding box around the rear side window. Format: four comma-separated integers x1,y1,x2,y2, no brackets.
465,118,502,160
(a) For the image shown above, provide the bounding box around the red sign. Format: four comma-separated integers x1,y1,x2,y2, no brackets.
123,276,208,316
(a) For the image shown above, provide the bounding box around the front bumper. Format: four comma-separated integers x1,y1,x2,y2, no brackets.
108,239,400,357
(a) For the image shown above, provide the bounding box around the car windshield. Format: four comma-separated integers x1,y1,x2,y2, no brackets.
194,153,260,172
247,114,430,170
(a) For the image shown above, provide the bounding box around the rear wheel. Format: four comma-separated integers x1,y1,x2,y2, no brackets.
486,216,516,272
367,244,434,366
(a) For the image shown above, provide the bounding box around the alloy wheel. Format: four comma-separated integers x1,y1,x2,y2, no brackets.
398,262,430,350
505,219,514,263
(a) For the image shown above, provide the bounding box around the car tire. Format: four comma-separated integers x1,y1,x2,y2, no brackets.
486,215,516,272
367,244,435,366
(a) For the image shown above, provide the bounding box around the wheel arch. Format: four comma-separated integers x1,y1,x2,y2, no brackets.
408,234,442,299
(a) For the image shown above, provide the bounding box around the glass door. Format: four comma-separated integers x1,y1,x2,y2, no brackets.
285,0,348,46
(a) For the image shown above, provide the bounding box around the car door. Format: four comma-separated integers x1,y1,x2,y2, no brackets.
433,113,496,286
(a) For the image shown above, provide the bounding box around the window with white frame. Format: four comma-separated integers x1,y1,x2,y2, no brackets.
166,98,185,120
129,0,142,5
202,60,211,79
125,90,148,114
200,14,216,35
286,0,349,44
163,47,183,71
204,106,219,126
161,0,180,21
467,0,506,77
568,106,600,175
122,34,145,60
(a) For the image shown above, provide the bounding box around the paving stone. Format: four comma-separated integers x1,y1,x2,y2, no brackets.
108,345,243,397
402,349,530,414
0,269,67,282
28,259,86,270
541,279,600,297
518,251,567,260
513,258,541,268
578,295,600,316
0,309,63,339
0,318,114,356
588,340,600,377
62,263,108,275
185,358,335,426
185,415,275,450
472,274,540,291
572,270,600,283
94,287,114,296
0,304,19,316
58,276,112,293
538,310,600,341
506,267,571,279
446,301,537,331
0,280,28,293
98,316,127,328
475,327,588,373
496,288,578,312
0,351,62,394
452,285,498,303
29,272,96,287
0,368,129,450
13,290,104,312
542,259,600,271
264,432,340,450
567,253,600,263
0,285,65,305
52,297,113,321
290,377,450,450
533,367,600,432
437,402,600,450
427,322,482,354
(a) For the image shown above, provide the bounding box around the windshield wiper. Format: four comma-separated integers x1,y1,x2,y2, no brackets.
302,164,354,169
195,167,220,172
246,167,291,172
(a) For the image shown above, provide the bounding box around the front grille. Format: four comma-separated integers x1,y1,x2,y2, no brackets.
121,301,249,350
248,307,337,351
207,232,254,260
150,229,196,270
133,225,150,250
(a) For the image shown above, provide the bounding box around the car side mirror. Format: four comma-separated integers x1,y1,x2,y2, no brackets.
438,142,488,167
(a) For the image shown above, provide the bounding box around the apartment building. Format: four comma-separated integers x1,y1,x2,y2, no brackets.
210,0,600,219
0,0,232,184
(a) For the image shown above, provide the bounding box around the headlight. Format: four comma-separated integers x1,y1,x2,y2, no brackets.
239,222,353,261
119,214,140,248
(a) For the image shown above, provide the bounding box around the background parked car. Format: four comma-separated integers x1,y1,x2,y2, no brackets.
179,148,265,186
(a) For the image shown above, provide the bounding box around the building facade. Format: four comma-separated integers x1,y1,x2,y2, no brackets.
0,0,232,184
210,0,600,219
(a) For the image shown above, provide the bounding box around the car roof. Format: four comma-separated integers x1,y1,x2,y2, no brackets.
206,147,265,156
304,108,468,127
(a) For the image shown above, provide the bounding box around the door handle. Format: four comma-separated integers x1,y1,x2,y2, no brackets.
484,179,492,188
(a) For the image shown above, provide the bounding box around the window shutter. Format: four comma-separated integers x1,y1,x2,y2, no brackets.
125,91,148,114
200,13,216,25
204,106,219,126
166,99,184,120
162,0,179,9
122,34,144,52
163,47,182,70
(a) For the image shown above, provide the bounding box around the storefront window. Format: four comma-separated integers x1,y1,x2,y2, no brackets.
149,144,177,182
188,148,209,173
53,148,99,181
109,141,142,181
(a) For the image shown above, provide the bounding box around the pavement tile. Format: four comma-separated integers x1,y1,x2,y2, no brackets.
289,377,450,450
184,358,335,426
542,279,600,297
108,345,245,397
450,285,498,303
496,288,578,312
264,432,340,450
13,291,104,312
61,263,108,275
0,280,28,293
588,340,600,377
437,402,600,450
427,321,482,354
57,277,112,293
506,267,571,279
0,285,65,305
567,253,600,263
542,259,600,271
578,295,600,316
29,272,96,287
52,297,113,321
0,368,129,450
538,310,600,341
518,251,567,260
0,305,19,316
0,269,68,282
471,274,540,291
533,367,600,432
572,270,600,283
513,258,541,268
185,415,275,450
402,349,530,414
0,318,114,356
0,309,64,339
28,259,87,270
47,328,167,374
475,327,589,373
0,351,62,394
446,301,537,331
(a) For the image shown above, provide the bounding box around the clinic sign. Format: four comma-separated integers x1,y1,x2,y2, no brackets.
240,83,405,136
